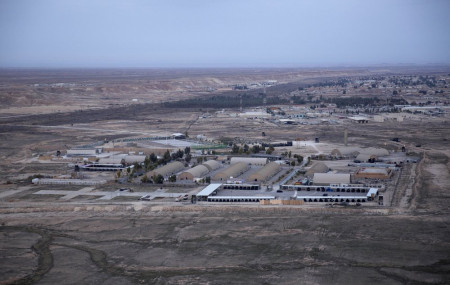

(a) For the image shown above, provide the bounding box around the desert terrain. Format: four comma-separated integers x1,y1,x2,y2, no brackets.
0,67,449,284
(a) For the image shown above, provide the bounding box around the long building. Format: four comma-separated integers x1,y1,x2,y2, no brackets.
214,162,250,181
179,165,210,180
178,160,222,181
148,161,184,177
230,157,268,166
248,162,281,182
202,160,222,171
313,173,351,185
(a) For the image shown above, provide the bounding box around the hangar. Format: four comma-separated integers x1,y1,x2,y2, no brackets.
202,160,222,171
248,162,281,182
148,161,184,177
214,162,250,181
178,165,210,180
178,160,222,180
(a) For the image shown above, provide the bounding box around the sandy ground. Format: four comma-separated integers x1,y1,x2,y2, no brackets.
0,68,449,284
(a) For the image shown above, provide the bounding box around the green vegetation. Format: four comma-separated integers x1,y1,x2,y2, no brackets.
163,94,289,109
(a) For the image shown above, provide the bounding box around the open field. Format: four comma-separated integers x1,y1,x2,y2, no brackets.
0,67,449,284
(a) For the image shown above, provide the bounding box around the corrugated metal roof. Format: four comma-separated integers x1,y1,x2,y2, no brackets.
196,183,222,196
207,196,274,199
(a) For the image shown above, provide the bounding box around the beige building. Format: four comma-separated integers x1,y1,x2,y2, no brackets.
248,162,281,182
355,168,393,179
148,161,184,177
313,173,351,185
230,157,268,166
305,162,329,177
214,162,250,181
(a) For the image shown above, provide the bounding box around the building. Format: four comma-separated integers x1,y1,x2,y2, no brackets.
214,162,250,181
230,157,268,166
172,133,186,139
355,168,393,179
148,161,184,177
313,173,351,185
202,160,222,171
178,165,210,180
67,148,99,157
305,162,329,177
355,154,376,163
248,162,281,182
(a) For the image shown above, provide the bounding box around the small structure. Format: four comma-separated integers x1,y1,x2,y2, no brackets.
248,162,281,182
148,161,184,177
348,116,370,123
313,173,351,185
230,157,268,166
214,162,250,181
172,133,186,139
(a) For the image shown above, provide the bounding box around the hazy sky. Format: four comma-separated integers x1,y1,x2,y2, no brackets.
0,0,449,68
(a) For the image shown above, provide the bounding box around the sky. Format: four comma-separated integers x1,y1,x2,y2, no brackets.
0,0,449,68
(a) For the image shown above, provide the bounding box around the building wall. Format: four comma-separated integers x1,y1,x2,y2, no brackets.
230,157,268,166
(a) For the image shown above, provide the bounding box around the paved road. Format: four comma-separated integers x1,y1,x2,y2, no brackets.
33,187,187,201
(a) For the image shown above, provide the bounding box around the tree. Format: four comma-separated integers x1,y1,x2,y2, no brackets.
163,150,171,162
141,175,150,183
197,156,203,164
149,153,157,163
243,144,249,153
288,151,292,158
294,154,304,164
184,146,191,155
266,145,275,154
291,160,296,166
205,176,211,184
168,175,176,182
153,174,164,184
232,144,240,154
185,153,192,163
251,145,261,153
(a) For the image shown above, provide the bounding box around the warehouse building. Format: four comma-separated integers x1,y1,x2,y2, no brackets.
202,160,222,171
230,157,268,166
148,161,184,177
178,160,222,181
67,148,99,157
179,165,210,180
214,162,250,181
313,173,351,185
355,168,393,179
248,162,281,182
305,162,329,177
